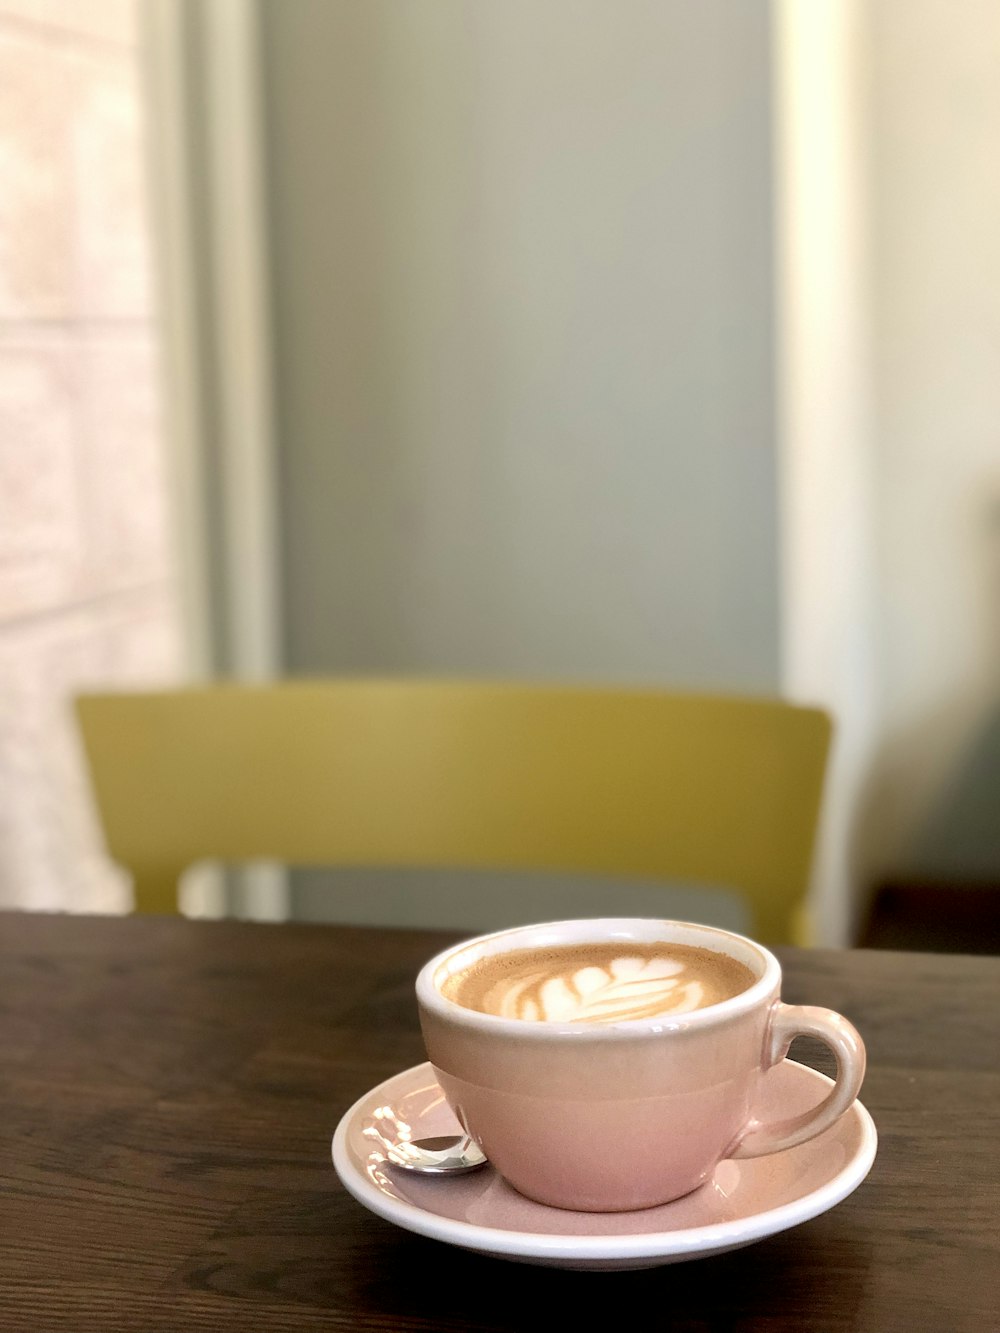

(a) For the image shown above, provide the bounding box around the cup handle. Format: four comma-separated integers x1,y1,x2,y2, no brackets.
731,1003,866,1159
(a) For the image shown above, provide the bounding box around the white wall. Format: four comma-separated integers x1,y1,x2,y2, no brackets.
863,0,1000,883
260,0,779,690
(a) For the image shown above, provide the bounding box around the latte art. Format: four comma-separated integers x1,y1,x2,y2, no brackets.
486,955,705,1023
441,942,755,1024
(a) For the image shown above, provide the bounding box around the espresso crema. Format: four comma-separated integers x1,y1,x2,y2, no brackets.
440,941,756,1024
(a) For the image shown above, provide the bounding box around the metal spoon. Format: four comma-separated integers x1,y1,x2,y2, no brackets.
386,1134,488,1175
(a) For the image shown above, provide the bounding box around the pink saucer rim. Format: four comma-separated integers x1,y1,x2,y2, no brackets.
331,1060,877,1262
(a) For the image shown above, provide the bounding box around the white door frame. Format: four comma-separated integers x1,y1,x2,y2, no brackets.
773,0,877,947
141,0,288,920
143,0,880,940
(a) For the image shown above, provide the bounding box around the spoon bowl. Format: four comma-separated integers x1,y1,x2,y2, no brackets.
386,1134,488,1175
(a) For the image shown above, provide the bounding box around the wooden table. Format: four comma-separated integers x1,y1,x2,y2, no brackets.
1,912,997,1331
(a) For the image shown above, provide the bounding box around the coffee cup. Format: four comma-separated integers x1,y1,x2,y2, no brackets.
416,918,866,1212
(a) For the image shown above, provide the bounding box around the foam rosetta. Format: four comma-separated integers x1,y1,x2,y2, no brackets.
441,941,755,1024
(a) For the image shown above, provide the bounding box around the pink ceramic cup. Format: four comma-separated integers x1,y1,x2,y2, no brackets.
416,918,866,1212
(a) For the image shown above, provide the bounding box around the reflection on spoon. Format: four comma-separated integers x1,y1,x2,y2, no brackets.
386,1134,489,1175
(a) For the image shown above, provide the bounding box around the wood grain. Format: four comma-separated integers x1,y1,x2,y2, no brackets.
1,912,997,1332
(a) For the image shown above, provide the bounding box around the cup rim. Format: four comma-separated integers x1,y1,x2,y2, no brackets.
416,917,780,1040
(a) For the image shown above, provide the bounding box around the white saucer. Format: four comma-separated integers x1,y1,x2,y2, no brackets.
332,1059,876,1271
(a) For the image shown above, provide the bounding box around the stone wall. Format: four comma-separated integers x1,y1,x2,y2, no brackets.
0,0,181,910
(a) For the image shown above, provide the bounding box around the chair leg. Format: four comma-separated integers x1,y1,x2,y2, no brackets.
131,867,181,914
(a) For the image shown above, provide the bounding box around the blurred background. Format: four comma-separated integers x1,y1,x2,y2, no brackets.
1,0,997,950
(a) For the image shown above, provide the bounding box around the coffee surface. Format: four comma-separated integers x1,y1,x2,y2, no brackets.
441,940,756,1024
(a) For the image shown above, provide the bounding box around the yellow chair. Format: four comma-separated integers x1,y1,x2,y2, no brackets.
75,680,831,944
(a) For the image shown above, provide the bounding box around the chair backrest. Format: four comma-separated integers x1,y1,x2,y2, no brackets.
75,680,831,943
